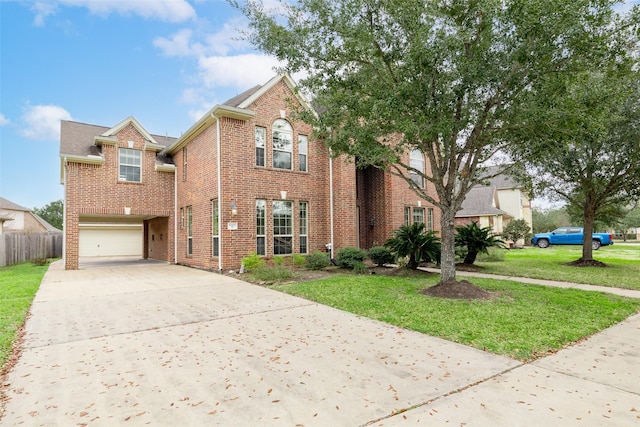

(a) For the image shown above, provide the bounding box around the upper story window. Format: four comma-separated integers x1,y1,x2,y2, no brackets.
409,149,425,189
272,119,293,170
119,148,141,182
255,127,266,167
298,135,308,172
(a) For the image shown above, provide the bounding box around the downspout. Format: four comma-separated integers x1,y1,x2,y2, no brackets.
329,149,335,259
174,165,178,264
62,157,67,269
215,113,223,272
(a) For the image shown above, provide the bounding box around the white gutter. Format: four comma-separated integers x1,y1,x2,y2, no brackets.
62,156,67,269
215,114,223,272
329,150,335,259
174,165,178,265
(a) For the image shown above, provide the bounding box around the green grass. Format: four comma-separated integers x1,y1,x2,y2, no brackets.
0,262,47,370
274,274,640,361
476,244,640,290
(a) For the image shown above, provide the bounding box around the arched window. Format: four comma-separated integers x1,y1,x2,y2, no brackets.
409,149,425,188
272,119,293,170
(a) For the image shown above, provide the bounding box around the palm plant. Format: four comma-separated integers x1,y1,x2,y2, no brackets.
385,223,441,270
455,221,505,265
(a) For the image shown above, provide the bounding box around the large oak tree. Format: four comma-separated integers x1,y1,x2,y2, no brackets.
236,0,630,286
510,67,640,264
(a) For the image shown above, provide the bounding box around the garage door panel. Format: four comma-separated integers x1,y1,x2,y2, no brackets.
79,227,142,257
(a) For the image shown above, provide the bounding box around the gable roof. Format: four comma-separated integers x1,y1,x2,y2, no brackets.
31,212,62,232
165,73,313,155
476,165,519,189
223,85,262,108
456,186,509,218
0,197,30,212
0,197,61,232
60,119,176,158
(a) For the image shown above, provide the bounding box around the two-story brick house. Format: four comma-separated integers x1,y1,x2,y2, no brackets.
60,74,440,271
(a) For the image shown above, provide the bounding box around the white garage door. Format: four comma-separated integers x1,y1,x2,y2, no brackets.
79,225,143,257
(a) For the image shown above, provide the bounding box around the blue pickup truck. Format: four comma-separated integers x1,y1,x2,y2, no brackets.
531,227,614,250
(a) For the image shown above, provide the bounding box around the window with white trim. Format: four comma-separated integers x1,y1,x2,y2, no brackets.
427,208,434,231
119,148,141,182
256,200,266,256
413,207,425,225
255,127,266,167
409,149,425,189
404,207,411,226
212,199,219,257
187,206,193,256
299,202,308,254
298,135,308,172
272,119,293,170
273,200,293,254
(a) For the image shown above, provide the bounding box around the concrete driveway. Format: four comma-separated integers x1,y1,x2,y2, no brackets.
1,261,639,426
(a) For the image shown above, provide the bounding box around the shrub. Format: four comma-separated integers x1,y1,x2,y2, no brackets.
305,251,331,270
353,261,369,275
385,223,441,269
273,256,285,266
502,219,531,244
251,265,294,282
336,247,368,269
292,254,306,266
368,246,394,267
455,221,505,265
242,252,265,272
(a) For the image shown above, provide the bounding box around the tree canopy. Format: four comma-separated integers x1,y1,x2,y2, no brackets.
509,64,640,262
237,0,634,286
33,199,63,230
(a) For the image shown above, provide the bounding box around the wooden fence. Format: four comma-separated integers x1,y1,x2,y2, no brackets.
0,232,63,268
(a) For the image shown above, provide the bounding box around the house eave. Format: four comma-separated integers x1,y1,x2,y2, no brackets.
94,135,117,146
62,154,105,165
145,142,165,152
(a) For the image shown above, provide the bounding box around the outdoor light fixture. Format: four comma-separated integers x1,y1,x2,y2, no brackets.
231,201,238,216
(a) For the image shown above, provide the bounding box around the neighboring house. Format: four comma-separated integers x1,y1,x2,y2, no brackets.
0,197,60,233
455,167,533,245
60,74,439,270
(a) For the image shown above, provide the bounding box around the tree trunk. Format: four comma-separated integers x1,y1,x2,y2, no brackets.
582,211,595,261
463,250,477,265
439,207,457,284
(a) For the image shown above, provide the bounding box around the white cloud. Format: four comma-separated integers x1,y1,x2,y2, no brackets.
154,29,204,57
32,0,196,25
198,54,281,88
154,18,250,58
0,114,10,126
20,105,72,141
31,2,58,27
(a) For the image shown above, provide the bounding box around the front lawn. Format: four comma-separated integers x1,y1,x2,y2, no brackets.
476,244,640,290
274,273,640,361
0,262,47,371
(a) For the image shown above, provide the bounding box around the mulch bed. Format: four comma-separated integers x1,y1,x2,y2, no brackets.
565,259,608,267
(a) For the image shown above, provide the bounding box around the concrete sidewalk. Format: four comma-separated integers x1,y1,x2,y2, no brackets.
421,267,640,299
1,261,639,426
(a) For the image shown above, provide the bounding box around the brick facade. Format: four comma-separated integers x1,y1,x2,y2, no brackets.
63,122,175,269
61,75,442,271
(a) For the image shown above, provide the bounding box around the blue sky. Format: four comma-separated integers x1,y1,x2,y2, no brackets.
0,0,284,210
1,0,638,211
